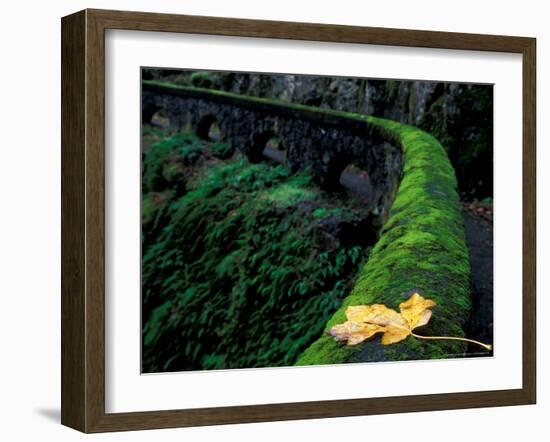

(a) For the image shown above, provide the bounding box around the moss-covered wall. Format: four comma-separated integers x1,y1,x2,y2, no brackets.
142,81,471,366
296,118,471,365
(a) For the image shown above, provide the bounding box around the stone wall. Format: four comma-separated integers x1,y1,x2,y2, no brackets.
142,81,403,226
144,69,493,199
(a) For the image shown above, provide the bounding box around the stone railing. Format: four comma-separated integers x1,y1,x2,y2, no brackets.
143,80,403,226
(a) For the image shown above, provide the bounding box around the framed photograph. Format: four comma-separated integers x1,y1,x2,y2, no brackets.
61,9,536,433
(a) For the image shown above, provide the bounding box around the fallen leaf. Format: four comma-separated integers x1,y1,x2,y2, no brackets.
329,292,434,346
329,321,385,346
328,291,492,351
350,303,411,345
399,292,436,330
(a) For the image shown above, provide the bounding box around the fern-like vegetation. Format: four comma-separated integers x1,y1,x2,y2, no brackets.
141,129,372,372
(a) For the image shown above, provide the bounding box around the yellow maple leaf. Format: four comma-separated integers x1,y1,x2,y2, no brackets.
329,321,385,346
329,292,491,350
399,292,436,330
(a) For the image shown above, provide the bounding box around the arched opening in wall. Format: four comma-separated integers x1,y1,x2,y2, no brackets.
150,108,171,128
249,131,287,164
142,102,171,128
196,115,223,141
338,163,373,201
142,103,159,126
263,136,287,164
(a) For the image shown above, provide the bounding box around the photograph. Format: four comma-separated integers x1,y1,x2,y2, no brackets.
140,68,494,373
0,0,542,438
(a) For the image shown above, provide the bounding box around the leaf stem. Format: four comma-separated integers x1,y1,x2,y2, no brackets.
411,332,492,351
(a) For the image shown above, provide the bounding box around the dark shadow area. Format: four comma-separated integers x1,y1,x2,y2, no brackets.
197,115,222,141
141,102,161,125
462,208,494,356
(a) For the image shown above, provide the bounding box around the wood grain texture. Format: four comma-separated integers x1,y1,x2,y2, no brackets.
61,10,86,432
89,8,532,53
85,9,107,432
60,8,537,433
522,38,537,403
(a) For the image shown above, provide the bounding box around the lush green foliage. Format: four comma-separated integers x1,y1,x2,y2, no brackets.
142,131,201,194
141,131,371,372
209,141,234,159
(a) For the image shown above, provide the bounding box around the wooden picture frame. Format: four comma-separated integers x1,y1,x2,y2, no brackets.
61,8,536,433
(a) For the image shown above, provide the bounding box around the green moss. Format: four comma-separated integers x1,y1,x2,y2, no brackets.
296,118,470,366
262,180,316,207
143,80,376,123
190,71,215,88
